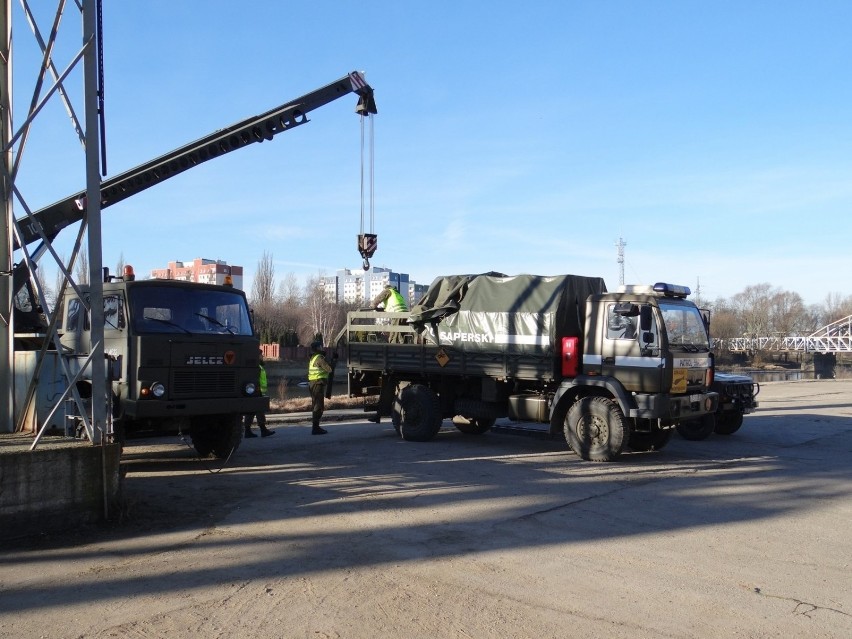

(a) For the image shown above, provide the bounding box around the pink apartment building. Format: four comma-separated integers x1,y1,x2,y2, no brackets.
151,258,243,289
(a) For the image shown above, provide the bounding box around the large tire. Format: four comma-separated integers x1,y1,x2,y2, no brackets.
191,415,243,458
628,428,673,452
111,419,127,454
564,396,628,462
676,414,716,441
454,398,502,422
714,410,744,435
391,398,403,434
452,415,495,435
396,384,442,442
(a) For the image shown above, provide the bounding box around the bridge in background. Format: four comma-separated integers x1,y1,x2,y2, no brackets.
723,315,852,354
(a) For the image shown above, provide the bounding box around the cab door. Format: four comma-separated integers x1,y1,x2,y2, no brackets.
600,302,663,393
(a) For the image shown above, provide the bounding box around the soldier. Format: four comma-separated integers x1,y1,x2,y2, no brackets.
244,352,275,438
371,284,408,343
308,341,336,435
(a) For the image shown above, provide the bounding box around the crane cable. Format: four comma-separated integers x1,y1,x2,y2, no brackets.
358,112,376,270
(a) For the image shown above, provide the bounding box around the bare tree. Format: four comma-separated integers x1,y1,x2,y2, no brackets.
708,297,740,339
768,290,809,335
731,283,775,338
251,251,276,305
276,272,303,346
822,292,852,325
250,252,278,343
75,248,89,285
278,272,301,304
301,273,343,346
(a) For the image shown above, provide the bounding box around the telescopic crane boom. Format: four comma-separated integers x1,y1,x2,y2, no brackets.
11,71,376,327
15,71,377,250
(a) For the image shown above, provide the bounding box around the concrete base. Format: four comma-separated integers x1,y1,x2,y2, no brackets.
0,434,122,541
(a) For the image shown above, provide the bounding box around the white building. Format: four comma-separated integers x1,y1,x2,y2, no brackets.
321,267,427,306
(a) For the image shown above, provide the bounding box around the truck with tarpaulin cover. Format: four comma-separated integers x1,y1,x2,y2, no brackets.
341,272,719,462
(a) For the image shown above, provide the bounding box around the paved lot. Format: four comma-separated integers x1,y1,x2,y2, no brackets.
1,380,851,638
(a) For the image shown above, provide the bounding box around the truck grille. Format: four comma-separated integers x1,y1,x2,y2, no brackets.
173,369,237,397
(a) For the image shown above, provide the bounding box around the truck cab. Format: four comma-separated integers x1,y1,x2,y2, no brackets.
58,274,267,457
586,284,714,399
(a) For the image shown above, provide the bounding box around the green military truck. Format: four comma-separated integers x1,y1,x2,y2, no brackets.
10,71,377,448
342,273,719,462
58,272,266,457
677,371,759,440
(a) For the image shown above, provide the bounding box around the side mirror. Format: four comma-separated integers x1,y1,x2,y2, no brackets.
700,308,711,331
639,305,653,332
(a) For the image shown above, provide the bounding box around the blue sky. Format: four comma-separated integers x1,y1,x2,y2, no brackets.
12,1,852,306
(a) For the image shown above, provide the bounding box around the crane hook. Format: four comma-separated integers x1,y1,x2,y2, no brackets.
358,233,377,271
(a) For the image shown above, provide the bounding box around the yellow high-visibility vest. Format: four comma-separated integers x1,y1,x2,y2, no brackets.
308,353,330,381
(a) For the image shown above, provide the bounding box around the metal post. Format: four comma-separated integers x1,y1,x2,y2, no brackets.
0,0,13,433
83,0,106,442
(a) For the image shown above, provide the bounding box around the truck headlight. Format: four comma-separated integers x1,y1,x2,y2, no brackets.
151,382,166,398
245,382,257,396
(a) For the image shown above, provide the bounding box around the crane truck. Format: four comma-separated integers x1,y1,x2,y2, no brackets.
341,272,719,462
12,71,377,457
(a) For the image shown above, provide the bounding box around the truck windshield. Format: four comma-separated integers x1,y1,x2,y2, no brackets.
129,286,253,336
659,301,710,352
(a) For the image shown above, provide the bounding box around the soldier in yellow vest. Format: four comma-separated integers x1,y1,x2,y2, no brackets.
308,341,336,435
371,284,408,343
244,352,275,438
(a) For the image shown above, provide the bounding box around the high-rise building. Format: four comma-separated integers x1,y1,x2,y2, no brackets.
151,258,243,289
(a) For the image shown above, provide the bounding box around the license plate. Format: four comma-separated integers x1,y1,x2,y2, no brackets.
690,394,702,403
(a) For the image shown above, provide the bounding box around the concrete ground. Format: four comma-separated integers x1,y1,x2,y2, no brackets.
1,380,850,638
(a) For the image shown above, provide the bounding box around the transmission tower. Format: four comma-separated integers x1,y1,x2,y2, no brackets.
615,237,626,286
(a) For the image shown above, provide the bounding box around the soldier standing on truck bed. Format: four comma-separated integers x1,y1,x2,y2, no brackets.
308,341,336,435
371,283,408,343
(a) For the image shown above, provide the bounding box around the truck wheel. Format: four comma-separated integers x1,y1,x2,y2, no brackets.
191,415,242,458
628,428,673,452
676,414,716,441
452,415,495,435
111,419,127,449
391,399,402,433
396,384,442,442
564,396,628,462
714,411,744,435
454,398,501,421
190,420,213,457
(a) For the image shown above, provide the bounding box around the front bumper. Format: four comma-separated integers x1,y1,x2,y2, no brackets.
124,395,269,419
630,391,719,422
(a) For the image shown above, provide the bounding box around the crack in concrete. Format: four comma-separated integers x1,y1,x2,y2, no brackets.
752,586,851,619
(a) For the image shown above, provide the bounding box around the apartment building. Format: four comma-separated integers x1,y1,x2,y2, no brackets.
151,258,244,289
321,267,427,306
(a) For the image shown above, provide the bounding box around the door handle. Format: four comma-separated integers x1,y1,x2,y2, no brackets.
603,356,615,364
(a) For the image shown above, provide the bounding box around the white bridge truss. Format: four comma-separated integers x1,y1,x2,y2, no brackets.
723,315,852,354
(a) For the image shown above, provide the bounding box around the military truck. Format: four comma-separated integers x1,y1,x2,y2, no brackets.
676,371,759,440
342,273,719,462
9,71,377,449
58,269,266,457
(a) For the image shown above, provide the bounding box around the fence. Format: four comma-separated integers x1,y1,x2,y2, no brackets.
261,344,344,361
